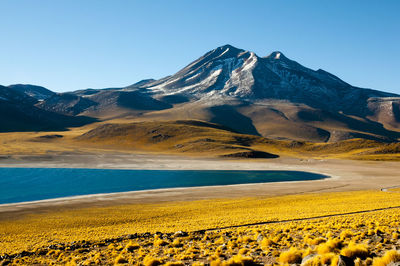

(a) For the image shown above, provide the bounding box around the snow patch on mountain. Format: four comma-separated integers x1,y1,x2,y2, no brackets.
139,44,398,117
174,68,223,94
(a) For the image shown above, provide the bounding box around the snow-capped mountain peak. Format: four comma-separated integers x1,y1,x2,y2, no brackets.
266,51,285,60
140,44,398,116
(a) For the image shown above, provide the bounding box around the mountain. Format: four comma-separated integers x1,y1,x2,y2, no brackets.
8,84,55,100
36,79,172,118
0,85,96,132
142,44,398,115
132,44,400,142
3,45,400,142
367,97,400,131
36,93,98,116
40,90,173,118
0,85,38,105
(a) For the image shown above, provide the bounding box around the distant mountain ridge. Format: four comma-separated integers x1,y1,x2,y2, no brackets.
1,44,400,142
0,85,96,132
8,84,55,100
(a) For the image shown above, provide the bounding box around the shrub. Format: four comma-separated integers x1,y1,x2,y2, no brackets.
210,258,222,266
260,238,274,249
143,256,162,266
224,255,254,266
164,261,184,266
237,236,253,244
125,241,140,252
114,254,128,264
153,238,168,247
214,236,225,245
303,253,337,266
278,247,303,264
340,242,369,259
238,248,249,255
339,229,353,239
307,237,327,246
372,250,400,266
317,238,342,254
171,239,183,248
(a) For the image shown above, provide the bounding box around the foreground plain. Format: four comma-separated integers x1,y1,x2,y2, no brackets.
1,190,400,265
1,156,400,265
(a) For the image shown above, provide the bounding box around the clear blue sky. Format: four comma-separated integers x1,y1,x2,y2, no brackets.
1,0,399,94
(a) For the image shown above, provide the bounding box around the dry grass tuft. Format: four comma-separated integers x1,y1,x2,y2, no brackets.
278,247,303,264
340,242,369,259
372,250,400,266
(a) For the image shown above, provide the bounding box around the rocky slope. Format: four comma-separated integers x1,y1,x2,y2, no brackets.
141,45,397,116
2,45,400,141
8,84,55,100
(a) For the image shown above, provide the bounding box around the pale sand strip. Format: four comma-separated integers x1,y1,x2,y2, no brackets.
0,154,399,220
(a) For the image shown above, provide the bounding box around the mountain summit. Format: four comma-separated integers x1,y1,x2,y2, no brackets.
2,45,400,142
141,44,397,117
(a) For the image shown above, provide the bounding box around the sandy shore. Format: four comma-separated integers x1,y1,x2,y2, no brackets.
0,153,399,219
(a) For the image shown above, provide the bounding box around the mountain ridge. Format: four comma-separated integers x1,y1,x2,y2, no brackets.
1,44,399,142
139,44,397,114
0,85,96,132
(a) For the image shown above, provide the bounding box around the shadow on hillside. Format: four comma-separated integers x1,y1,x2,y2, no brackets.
0,103,98,132
209,105,261,136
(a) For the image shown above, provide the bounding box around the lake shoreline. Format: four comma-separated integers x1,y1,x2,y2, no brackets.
0,174,330,208
0,168,329,205
0,154,399,221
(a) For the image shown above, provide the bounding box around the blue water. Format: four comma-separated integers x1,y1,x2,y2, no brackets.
0,168,328,204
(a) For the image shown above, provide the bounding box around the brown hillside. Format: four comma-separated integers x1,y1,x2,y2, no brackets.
76,120,279,158
75,120,400,160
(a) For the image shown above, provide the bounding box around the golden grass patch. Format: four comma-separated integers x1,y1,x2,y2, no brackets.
1,190,400,256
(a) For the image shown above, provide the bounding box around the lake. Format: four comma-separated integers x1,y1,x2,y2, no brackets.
0,168,328,204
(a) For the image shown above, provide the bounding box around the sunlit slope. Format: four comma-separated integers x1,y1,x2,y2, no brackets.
75,120,400,160
75,120,279,158
0,119,399,160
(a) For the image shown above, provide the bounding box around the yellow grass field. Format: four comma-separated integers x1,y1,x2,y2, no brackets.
1,190,400,265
